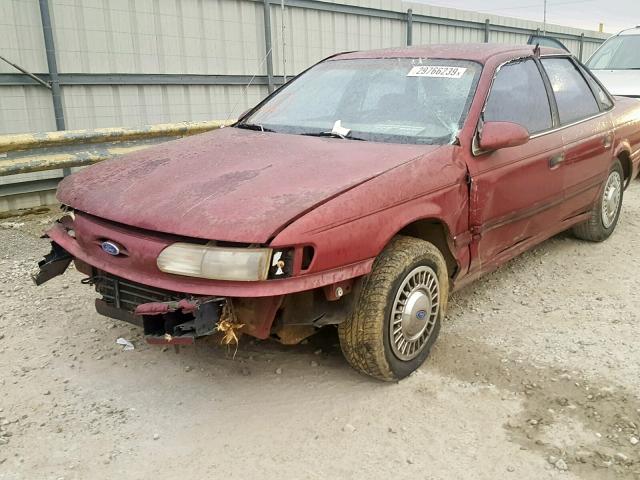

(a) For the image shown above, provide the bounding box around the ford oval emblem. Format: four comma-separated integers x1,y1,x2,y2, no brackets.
101,241,121,256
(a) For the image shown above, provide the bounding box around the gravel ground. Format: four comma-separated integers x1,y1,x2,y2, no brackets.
1,183,640,480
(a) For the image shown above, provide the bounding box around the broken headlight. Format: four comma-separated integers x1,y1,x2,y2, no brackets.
157,243,272,281
268,248,294,279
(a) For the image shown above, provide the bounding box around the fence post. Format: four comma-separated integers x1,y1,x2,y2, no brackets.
406,9,413,46
38,0,65,132
38,0,70,177
263,0,275,93
579,33,584,61
484,19,490,43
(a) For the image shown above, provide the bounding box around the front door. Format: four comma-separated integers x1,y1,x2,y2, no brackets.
467,57,565,274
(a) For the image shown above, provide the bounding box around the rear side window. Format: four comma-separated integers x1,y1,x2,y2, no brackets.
541,58,600,124
484,59,552,134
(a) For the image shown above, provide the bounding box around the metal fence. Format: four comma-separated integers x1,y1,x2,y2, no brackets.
1,0,609,136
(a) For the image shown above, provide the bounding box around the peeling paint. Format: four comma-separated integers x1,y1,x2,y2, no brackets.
55,127,436,243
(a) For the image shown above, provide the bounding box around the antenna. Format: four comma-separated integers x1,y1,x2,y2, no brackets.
281,0,287,83
224,46,273,125
533,43,541,57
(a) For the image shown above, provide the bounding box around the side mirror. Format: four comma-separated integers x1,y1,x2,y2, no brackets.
478,121,530,151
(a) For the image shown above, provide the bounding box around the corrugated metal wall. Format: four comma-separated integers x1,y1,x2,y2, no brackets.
0,0,609,136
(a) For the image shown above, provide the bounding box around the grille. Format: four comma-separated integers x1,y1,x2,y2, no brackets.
92,270,183,311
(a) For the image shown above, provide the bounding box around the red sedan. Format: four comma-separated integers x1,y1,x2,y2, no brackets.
34,44,640,380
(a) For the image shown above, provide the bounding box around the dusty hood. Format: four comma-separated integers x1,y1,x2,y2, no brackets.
591,70,640,97
58,127,438,243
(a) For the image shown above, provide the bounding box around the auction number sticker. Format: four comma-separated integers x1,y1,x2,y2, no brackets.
407,65,467,78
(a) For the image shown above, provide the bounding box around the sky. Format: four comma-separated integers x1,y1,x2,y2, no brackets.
409,0,639,34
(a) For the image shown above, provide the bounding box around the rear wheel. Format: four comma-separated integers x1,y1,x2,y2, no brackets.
338,236,448,381
572,159,624,242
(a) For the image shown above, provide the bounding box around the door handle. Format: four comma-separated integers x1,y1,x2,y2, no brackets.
549,152,565,168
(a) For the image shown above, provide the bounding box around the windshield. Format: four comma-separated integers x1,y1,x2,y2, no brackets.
586,35,640,70
241,58,481,144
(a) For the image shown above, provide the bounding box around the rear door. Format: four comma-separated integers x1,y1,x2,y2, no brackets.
467,57,565,272
540,57,614,220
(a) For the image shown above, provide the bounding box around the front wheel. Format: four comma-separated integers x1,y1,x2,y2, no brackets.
338,236,449,381
572,159,624,242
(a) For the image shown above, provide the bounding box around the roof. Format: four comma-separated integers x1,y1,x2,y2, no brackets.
331,43,565,63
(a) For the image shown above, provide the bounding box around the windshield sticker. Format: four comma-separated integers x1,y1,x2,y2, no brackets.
407,65,467,78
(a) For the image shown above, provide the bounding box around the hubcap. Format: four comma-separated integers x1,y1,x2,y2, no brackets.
601,171,622,229
389,266,440,361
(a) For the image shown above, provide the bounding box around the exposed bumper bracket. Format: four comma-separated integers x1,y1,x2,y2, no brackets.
32,242,72,286
140,298,223,345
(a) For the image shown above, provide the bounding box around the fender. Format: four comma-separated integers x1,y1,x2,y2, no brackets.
613,139,631,160
613,139,634,187
272,147,470,278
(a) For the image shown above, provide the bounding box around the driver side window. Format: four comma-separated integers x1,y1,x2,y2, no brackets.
484,59,553,134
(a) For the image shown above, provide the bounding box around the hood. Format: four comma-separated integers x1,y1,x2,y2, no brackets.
591,70,640,97
58,127,439,243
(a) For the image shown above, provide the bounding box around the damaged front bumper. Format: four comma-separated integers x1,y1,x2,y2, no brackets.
32,241,73,286
34,213,365,345
33,242,306,346
89,271,227,345
32,246,229,344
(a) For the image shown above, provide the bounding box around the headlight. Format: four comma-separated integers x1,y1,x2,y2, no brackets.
157,243,272,281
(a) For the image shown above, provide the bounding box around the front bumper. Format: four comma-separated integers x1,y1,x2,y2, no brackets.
34,213,364,342
34,245,284,340
90,269,225,344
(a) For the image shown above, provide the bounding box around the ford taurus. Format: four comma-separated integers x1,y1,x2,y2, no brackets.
34,44,640,380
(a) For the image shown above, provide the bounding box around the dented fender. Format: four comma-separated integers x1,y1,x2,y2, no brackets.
271,145,470,277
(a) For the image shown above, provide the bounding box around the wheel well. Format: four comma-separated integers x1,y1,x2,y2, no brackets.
397,219,458,277
618,151,632,187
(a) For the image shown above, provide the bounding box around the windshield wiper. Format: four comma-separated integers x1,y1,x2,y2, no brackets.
235,123,275,132
300,131,365,141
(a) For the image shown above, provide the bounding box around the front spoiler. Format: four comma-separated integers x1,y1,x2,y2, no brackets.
32,242,72,286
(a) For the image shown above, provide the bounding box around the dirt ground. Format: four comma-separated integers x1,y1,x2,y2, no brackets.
1,183,640,480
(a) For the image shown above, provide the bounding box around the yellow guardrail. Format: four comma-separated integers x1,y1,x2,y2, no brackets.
0,120,229,177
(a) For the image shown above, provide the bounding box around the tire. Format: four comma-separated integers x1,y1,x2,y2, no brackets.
572,159,624,242
338,235,449,381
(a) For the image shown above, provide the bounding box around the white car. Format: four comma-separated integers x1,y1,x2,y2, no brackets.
586,26,640,98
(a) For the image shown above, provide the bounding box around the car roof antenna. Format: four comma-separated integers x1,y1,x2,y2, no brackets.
533,43,541,58
223,47,274,127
